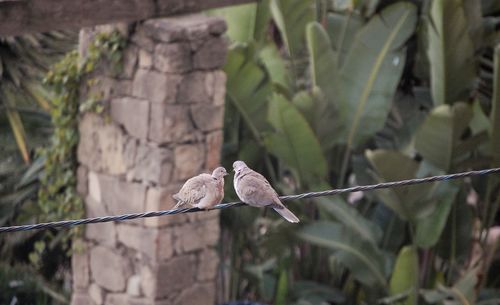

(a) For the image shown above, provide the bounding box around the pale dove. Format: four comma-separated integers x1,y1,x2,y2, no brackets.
173,167,228,209
233,161,300,223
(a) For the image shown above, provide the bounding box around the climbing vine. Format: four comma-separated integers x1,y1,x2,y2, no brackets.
32,31,126,263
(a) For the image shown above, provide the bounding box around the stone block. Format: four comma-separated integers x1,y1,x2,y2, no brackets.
132,69,168,103
72,250,89,289
175,217,219,253
205,131,223,170
173,143,205,181
138,50,152,69
105,294,128,305
193,36,227,70
213,71,227,106
208,18,227,35
190,104,224,132
116,224,158,259
71,293,94,305
127,274,143,297
90,246,130,292
88,172,102,204
149,104,201,144
155,255,196,299
197,248,219,281
154,43,192,73
140,265,156,299
85,221,116,247
115,80,133,97
78,114,129,175
121,44,138,79
98,174,147,215
173,283,216,305
131,30,155,52
111,97,150,139
89,283,104,305
177,72,211,104
77,166,88,196
156,228,174,261
144,185,189,227
128,145,172,185
142,19,187,43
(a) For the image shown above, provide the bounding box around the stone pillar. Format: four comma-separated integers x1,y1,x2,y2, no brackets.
72,14,227,305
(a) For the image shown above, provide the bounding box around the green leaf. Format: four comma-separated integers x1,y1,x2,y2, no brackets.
209,1,270,43
275,268,288,305
366,149,435,221
453,268,479,304
337,2,417,148
389,246,418,305
224,45,273,139
436,192,473,260
415,182,460,248
316,196,383,243
326,12,364,66
298,221,387,287
264,93,328,185
415,102,473,171
304,24,343,149
259,43,291,90
291,89,340,151
306,22,338,101
270,0,314,58
292,280,345,305
491,45,500,167
427,0,476,105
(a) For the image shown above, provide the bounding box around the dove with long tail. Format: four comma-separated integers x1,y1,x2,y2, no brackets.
233,161,300,223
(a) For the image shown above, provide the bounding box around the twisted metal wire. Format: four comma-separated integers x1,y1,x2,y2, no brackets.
1,167,499,233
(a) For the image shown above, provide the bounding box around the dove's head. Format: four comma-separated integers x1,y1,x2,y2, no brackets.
232,160,248,174
212,167,228,179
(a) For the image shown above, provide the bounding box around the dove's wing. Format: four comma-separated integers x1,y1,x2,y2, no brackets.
239,175,278,206
176,174,212,206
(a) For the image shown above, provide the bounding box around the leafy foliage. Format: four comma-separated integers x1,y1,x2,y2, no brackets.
37,30,126,253
215,0,500,304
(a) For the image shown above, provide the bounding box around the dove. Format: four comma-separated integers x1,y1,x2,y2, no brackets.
233,160,300,223
173,167,228,210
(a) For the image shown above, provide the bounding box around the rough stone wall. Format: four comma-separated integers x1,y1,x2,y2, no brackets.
72,14,227,305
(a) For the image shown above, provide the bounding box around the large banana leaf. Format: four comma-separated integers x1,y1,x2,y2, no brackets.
389,246,418,305
306,22,338,104
366,149,436,221
337,2,417,148
298,221,388,287
414,102,473,171
291,90,342,152
209,0,270,44
316,196,383,243
270,0,314,58
224,45,273,139
264,93,327,185
326,12,364,66
259,43,291,90
436,192,473,260
427,0,476,105
415,182,459,248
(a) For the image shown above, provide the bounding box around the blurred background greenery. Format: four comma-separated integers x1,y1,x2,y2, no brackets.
213,0,500,304
1,0,500,304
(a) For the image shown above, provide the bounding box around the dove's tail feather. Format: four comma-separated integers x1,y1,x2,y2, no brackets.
272,205,300,223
